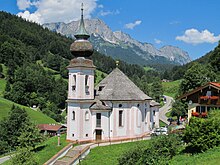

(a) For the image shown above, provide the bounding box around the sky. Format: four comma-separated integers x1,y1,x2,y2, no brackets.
1,0,220,60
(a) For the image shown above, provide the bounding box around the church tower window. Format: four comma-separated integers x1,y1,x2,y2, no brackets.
85,75,89,95
72,75,76,91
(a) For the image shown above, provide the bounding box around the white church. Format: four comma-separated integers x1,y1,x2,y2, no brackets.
66,6,160,142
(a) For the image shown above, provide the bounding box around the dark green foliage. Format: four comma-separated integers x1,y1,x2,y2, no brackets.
183,114,220,153
179,63,216,95
118,135,182,165
150,79,163,102
10,147,38,165
0,106,28,154
0,105,43,155
209,42,220,72
171,100,187,124
18,121,43,150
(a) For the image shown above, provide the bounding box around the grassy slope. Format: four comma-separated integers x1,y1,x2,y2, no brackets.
0,97,56,124
3,134,70,165
170,147,220,165
0,65,56,124
162,79,182,98
81,140,150,165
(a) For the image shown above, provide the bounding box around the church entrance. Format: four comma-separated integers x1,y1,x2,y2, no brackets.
95,129,102,141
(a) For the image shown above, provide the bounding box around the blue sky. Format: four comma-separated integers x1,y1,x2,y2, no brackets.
1,0,220,60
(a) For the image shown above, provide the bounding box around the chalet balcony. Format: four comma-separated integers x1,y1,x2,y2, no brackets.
200,96,219,100
199,95,220,105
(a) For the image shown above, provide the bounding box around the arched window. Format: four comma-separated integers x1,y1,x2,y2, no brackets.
85,111,89,120
72,111,75,120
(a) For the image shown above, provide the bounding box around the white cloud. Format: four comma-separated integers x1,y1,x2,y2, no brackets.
176,28,220,44
125,20,142,30
98,4,104,8
16,0,97,24
99,10,119,16
17,0,31,10
154,38,162,44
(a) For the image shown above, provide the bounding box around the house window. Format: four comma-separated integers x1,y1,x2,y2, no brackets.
86,134,88,137
119,104,122,108
119,110,123,127
153,110,156,116
72,134,74,137
72,111,75,120
85,111,89,120
96,113,101,127
206,91,211,96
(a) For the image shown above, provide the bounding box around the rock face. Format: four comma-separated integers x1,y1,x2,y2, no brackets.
43,19,191,65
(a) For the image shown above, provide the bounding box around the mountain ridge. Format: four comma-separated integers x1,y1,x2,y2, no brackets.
43,18,191,65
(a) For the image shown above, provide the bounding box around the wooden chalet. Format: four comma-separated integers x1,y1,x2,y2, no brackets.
38,124,67,136
179,82,220,121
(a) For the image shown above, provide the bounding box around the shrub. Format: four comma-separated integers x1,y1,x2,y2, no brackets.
183,116,220,153
118,134,182,165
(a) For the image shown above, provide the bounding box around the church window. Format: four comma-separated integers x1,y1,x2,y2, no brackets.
96,113,101,127
72,111,75,120
85,75,89,95
85,111,89,120
72,75,76,91
119,110,123,127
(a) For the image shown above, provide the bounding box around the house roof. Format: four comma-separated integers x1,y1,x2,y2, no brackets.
95,68,152,101
150,100,160,107
38,124,66,132
179,82,220,100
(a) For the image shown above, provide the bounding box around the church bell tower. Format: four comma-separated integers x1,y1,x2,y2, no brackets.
67,3,95,100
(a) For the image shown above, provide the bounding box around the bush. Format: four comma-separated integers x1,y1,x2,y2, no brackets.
118,134,182,165
183,116,220,153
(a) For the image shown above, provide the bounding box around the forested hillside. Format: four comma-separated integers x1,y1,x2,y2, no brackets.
168,42,220,81
0,11,163,122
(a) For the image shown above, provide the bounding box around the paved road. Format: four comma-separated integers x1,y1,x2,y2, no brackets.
159,95,174,125
0,155,11,164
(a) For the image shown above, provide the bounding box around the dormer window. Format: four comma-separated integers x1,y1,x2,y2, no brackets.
98,86,104,91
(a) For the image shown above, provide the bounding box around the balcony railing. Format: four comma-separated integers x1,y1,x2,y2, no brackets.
200,96,219,100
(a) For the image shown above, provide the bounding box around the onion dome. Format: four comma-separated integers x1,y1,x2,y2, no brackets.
70,3,93,58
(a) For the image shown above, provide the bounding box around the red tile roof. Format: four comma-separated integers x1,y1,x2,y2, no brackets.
210,82,220,88
38,124,65,131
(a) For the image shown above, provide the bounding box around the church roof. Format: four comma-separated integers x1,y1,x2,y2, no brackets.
95,68,152,101
90,100,112,110
150,100,160,107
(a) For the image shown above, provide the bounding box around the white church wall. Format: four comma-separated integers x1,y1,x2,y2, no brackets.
67,103,80,141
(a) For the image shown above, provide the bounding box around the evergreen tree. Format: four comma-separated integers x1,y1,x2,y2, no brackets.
179,63,216,95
